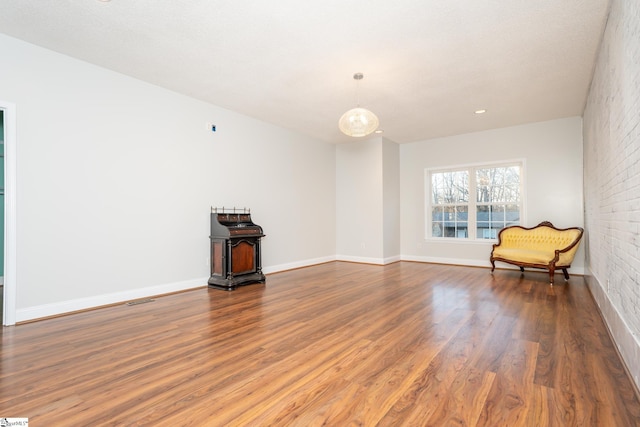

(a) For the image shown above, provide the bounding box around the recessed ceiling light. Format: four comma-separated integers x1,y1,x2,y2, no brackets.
374,129,384,134
475,109,487,114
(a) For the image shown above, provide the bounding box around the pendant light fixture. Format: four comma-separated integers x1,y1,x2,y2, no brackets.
338,73,379,137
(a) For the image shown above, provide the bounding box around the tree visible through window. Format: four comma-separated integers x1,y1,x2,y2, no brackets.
428,163,522,239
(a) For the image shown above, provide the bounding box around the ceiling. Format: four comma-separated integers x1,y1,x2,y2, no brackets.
0,0,610,144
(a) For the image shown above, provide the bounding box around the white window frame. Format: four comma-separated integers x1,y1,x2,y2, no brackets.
425,160,526,241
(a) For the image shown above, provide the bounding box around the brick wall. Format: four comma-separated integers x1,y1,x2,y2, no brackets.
583,0,640,389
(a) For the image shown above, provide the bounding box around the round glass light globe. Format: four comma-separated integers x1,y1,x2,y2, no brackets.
338,107,379,137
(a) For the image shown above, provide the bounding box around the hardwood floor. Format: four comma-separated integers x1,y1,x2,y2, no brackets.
1,261,639,426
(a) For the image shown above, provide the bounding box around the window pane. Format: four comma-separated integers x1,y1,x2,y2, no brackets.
477,205,505,239
454,207,468,239
431,206,443,237
481,228,497,239
477,184,489,203
431,175,443,204
476,205,489,229
442,205,452,218
505,204,520,225
456,206,468,221
504,185,520,202
431,206,443,222
505,166,520,185
432,171,469,203
452,171,469,202
444,224,456,237
490,184,502,203
476,166,521,203
476,168,490,187
491,205,505,224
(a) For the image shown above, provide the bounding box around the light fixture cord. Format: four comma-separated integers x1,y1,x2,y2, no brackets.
351,73,366,108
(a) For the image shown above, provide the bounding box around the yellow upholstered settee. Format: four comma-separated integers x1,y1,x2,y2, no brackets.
490,221,584,284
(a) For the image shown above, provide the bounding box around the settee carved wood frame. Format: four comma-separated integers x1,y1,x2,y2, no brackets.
490,221,584,285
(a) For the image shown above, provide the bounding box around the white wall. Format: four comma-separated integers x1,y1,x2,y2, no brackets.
0,34,336,322
382,138,400,260
335,136,401,265
583,0,640,389
336,138,384,263
400,117,585,270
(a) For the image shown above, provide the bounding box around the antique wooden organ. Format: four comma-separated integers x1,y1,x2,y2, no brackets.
208,207,266,290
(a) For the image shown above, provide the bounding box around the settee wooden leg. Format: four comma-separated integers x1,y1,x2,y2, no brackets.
549,269,555,285
563,268,570,281
490,259,495,273
519,267,524,272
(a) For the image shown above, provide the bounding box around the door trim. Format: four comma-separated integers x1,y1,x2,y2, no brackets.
1,100,17,326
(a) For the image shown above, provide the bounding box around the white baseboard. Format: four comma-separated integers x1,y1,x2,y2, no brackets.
585,270,640,392
15,257,339,323
16,277,207,323
262,255,336,274
401,255,490,267
335,254,401,265
401,255,586,275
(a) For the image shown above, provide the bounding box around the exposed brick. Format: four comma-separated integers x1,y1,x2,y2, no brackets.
583,0,640,388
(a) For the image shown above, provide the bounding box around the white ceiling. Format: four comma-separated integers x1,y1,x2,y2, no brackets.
0,0,610,144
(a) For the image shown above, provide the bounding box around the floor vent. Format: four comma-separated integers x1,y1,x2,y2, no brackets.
125,298,155,306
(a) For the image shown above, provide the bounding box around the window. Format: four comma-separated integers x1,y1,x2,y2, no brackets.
427,162,523,239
